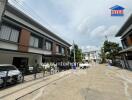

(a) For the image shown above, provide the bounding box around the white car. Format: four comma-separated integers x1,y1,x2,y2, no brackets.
79,63,91,69
0,64,23,87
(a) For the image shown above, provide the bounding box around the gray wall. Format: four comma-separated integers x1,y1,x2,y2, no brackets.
0,0,7,23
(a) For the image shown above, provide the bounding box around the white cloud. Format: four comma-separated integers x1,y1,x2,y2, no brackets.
90,25,106,37
104,25,119,36
81,45,100,52
79,25,121,50
8,0,132,49
90,25,119,38
77,17,94,34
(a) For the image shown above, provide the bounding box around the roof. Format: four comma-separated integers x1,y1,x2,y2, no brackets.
115,14,132,37
110,5,125,10
4,3,71,47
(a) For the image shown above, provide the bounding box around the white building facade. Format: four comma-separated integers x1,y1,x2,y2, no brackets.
83,50,100,63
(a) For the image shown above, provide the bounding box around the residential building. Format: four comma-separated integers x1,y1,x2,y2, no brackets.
83,50,100,63
115,14,132,69
0,1,71,72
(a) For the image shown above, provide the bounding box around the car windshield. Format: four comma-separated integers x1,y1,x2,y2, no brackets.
0,66,17,71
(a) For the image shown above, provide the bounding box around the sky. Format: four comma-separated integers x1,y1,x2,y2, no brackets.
9,0,132,52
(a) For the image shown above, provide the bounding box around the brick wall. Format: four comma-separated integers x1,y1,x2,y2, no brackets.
18,28,31,52
127,36,132,46
52,41,56,54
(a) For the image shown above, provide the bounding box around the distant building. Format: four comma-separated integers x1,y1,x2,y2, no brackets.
110,5,125,16
83,50,100,63
0,1,71,71
115,14,132,69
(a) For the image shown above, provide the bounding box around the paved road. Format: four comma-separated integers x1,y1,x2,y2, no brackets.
1,64,132,100
0,71,71,100
19,64,132,100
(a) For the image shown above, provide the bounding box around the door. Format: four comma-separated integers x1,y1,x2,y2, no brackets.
13,57,28,73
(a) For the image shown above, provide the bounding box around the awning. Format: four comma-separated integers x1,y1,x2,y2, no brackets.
119,46,132,54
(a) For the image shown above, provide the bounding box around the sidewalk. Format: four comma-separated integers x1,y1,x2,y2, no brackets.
0,70,71,100
24,71,50,82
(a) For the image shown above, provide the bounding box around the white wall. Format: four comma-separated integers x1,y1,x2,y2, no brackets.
28,47,51,55
0,51,42,66
0,41,18,50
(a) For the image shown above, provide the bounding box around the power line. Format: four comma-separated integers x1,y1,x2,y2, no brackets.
9,0,61,35
11,0,44,22
10,0,38,20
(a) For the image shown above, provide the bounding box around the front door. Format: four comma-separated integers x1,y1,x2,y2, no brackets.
13,57,28,73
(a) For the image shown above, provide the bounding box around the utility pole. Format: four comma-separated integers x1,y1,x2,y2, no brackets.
73,40,76,62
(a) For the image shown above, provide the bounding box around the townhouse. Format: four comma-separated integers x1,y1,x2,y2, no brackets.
83,50,100,63
0,1,71,71
116,14,132,69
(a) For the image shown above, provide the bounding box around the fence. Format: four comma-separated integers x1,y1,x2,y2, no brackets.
0,65,67,89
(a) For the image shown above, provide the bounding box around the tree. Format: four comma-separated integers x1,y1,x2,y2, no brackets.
70,44,83,62
99,47,106,63
100,40,122,63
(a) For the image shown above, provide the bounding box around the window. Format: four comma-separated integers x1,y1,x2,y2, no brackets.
29,35,39,48
56,45,60,53
34,38,39,47
122,38,129,48
0,25,20,42
62,47,65,54
46,41,52,51
0,65,17,71
67,49,70,55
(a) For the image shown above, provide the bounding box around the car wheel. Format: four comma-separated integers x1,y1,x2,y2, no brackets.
17,75,24,83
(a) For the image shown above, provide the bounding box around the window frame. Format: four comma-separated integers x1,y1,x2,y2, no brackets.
29,34,43,49
0,24,20,43
45,40,52,51
61,47,65,54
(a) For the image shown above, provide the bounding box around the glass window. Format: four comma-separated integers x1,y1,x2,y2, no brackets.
62,47,65,54
0,65,17,71
46,41,52,50
123,38,128,48
29,36,34,46
34,38,39,48
0,25,11,40
29,35,39,48
10,29,19,42
0,25,19,42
